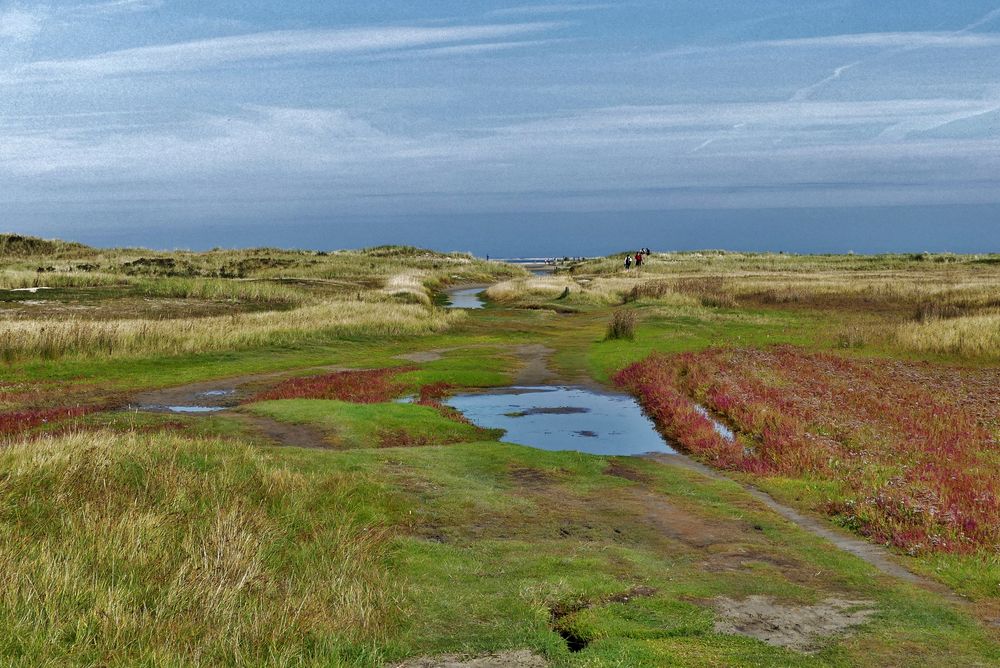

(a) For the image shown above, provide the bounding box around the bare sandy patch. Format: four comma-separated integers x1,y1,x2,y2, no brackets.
713,595,876,652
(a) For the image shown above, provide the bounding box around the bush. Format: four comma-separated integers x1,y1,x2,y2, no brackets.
606,310,638,341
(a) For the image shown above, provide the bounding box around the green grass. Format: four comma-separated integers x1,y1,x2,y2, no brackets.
247,399,499,448
1,423,996,666
4,243,1000,665
336,443,998,666
547,305,819,383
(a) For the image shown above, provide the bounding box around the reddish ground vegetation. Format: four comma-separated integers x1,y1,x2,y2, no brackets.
615,346,1000,554
414,381,477,425
250,367,414,403
416,381,453,404
0,405,102,438
1,381,116,412
377,429,441,448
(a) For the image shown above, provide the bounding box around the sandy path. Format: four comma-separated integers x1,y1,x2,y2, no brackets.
645,452,968,604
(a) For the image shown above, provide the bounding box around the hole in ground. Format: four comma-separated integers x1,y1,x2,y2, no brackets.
548,586,657,653
555,627,589,653
549,601,590,653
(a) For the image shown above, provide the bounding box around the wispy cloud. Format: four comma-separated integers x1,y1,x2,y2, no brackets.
4,102,1000,215
790,60,860,102
784,6,1000,102
658,31,1000,58
4,22,561,80
752,32,1000,50
73,0,164,15
363,39,569,61
959,6,1000,32
487,3,622,17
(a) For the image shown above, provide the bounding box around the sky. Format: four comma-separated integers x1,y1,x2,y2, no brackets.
2,0,999,254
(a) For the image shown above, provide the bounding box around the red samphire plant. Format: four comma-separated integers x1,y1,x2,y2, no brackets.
614,346,1000,555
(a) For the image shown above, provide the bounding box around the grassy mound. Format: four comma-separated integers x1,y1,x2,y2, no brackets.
0,430,398,666
0,234,90,258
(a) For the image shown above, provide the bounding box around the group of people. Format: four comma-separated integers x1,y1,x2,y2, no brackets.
623,247,652,270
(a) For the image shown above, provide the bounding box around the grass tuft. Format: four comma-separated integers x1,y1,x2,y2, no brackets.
605,310,638,341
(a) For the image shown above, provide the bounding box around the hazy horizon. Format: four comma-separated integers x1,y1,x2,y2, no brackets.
9,203,999,256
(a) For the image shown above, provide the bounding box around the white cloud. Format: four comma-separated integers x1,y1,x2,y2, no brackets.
0,6,46,43
2,22,561,80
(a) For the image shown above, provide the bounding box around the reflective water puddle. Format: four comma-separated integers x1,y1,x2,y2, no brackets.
137,405,227,413
446,386,675,456
444,287,486,309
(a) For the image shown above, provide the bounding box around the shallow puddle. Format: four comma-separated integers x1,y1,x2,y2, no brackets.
137,405,226,413
444,287,486,309
198,390,234,398
446,386,675,456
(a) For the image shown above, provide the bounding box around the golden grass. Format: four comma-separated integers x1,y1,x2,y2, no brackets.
0,429,398,665
486,275,698,307
485,275,576,302
896,314,1000,359
0,269,125,290
579,250,1000,274
0,298,461,361
382,272,432,306
129,277,310,304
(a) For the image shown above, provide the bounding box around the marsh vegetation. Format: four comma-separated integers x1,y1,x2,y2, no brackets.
1,234,999,666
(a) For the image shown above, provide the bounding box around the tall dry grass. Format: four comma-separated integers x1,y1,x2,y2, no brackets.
486,276,697,307
128,277,310,304
606,310,638,340
0,269,124,290
382,272,433,306
485,276,578,302
0,429,399,665
896,314,1000,359
0,299,461,361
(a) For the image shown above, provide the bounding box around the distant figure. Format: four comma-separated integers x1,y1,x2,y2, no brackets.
624,254,632,270
635,251,643,268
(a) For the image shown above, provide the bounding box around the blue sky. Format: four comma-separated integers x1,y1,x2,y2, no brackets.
2,1,999,253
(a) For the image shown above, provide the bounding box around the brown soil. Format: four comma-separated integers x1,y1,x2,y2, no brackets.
508,465,564,487
603,459,654,484
128,365,348,410
228,412,334,450
713,595,876,653
511,344,556,385
393,650,546,668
